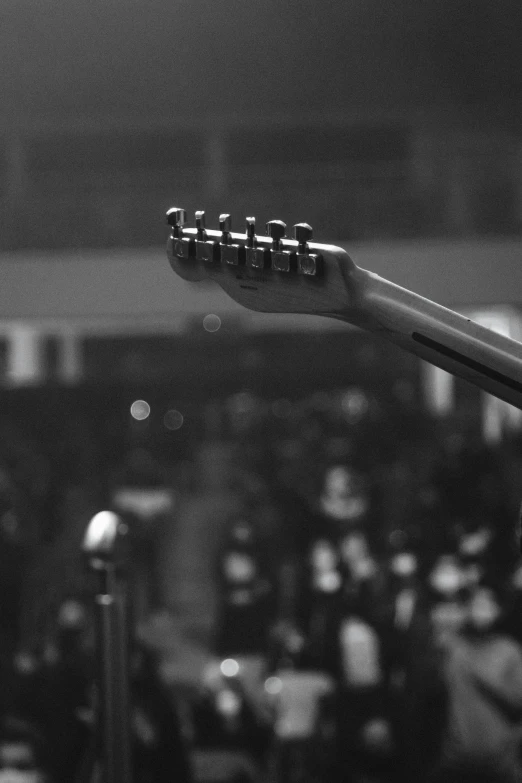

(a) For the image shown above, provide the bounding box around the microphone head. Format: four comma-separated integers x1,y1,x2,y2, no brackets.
82,510,128,567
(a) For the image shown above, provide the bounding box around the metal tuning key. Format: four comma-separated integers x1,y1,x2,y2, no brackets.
195,210,219,263
195,210,206,239
294,223,322,276
220,213,232,243
167,207,186,238
267,220,294,272
220,214,245,266
245,217,270,269
167,207,194,259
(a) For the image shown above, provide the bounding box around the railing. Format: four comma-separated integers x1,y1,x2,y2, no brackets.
1,147,521,250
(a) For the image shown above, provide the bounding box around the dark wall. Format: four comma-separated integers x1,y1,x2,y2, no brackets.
2,0,521,122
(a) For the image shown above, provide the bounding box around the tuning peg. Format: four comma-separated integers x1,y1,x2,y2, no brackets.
293,223,313,252
245,217,269,269
267,220,295,272
195,210,206,238
167,207,195,259
219,214,232,237
166,208,187,238
266,220,287,249
219,214,245,266
245,217,256,247
166,207,187,227
293,222,322,277
194,210,219,263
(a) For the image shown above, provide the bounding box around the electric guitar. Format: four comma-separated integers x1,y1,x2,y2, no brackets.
166,208,522,411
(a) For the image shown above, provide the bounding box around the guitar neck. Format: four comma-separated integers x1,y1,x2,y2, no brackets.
165,207,522,409
340,264,522,410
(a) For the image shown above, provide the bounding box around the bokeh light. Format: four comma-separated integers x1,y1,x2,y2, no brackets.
216,689,241,717
340,388,368,421
164,409,184,430
130,399,150,420
220,658,239,677
203,314,222,332
264,676,283,695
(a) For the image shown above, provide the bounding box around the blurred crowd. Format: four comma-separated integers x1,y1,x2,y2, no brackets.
0,383,521,782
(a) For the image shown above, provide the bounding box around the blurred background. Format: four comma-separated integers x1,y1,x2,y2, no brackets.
1,1,522,782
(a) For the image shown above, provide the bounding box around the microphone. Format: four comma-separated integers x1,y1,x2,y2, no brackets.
82,511,133,783
518,502,522,554
83,510,124,563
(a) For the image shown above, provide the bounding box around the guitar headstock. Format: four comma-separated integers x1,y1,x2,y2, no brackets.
166,208,361,318
165,208,522,412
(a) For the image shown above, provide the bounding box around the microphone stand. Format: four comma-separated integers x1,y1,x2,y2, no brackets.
83,511,133,783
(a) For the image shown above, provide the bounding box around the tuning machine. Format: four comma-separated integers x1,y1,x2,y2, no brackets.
219,214,246,266
167,208,195,259
245,217,270,269
294,223,322,276
195,211,220,263
267,220,295,272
